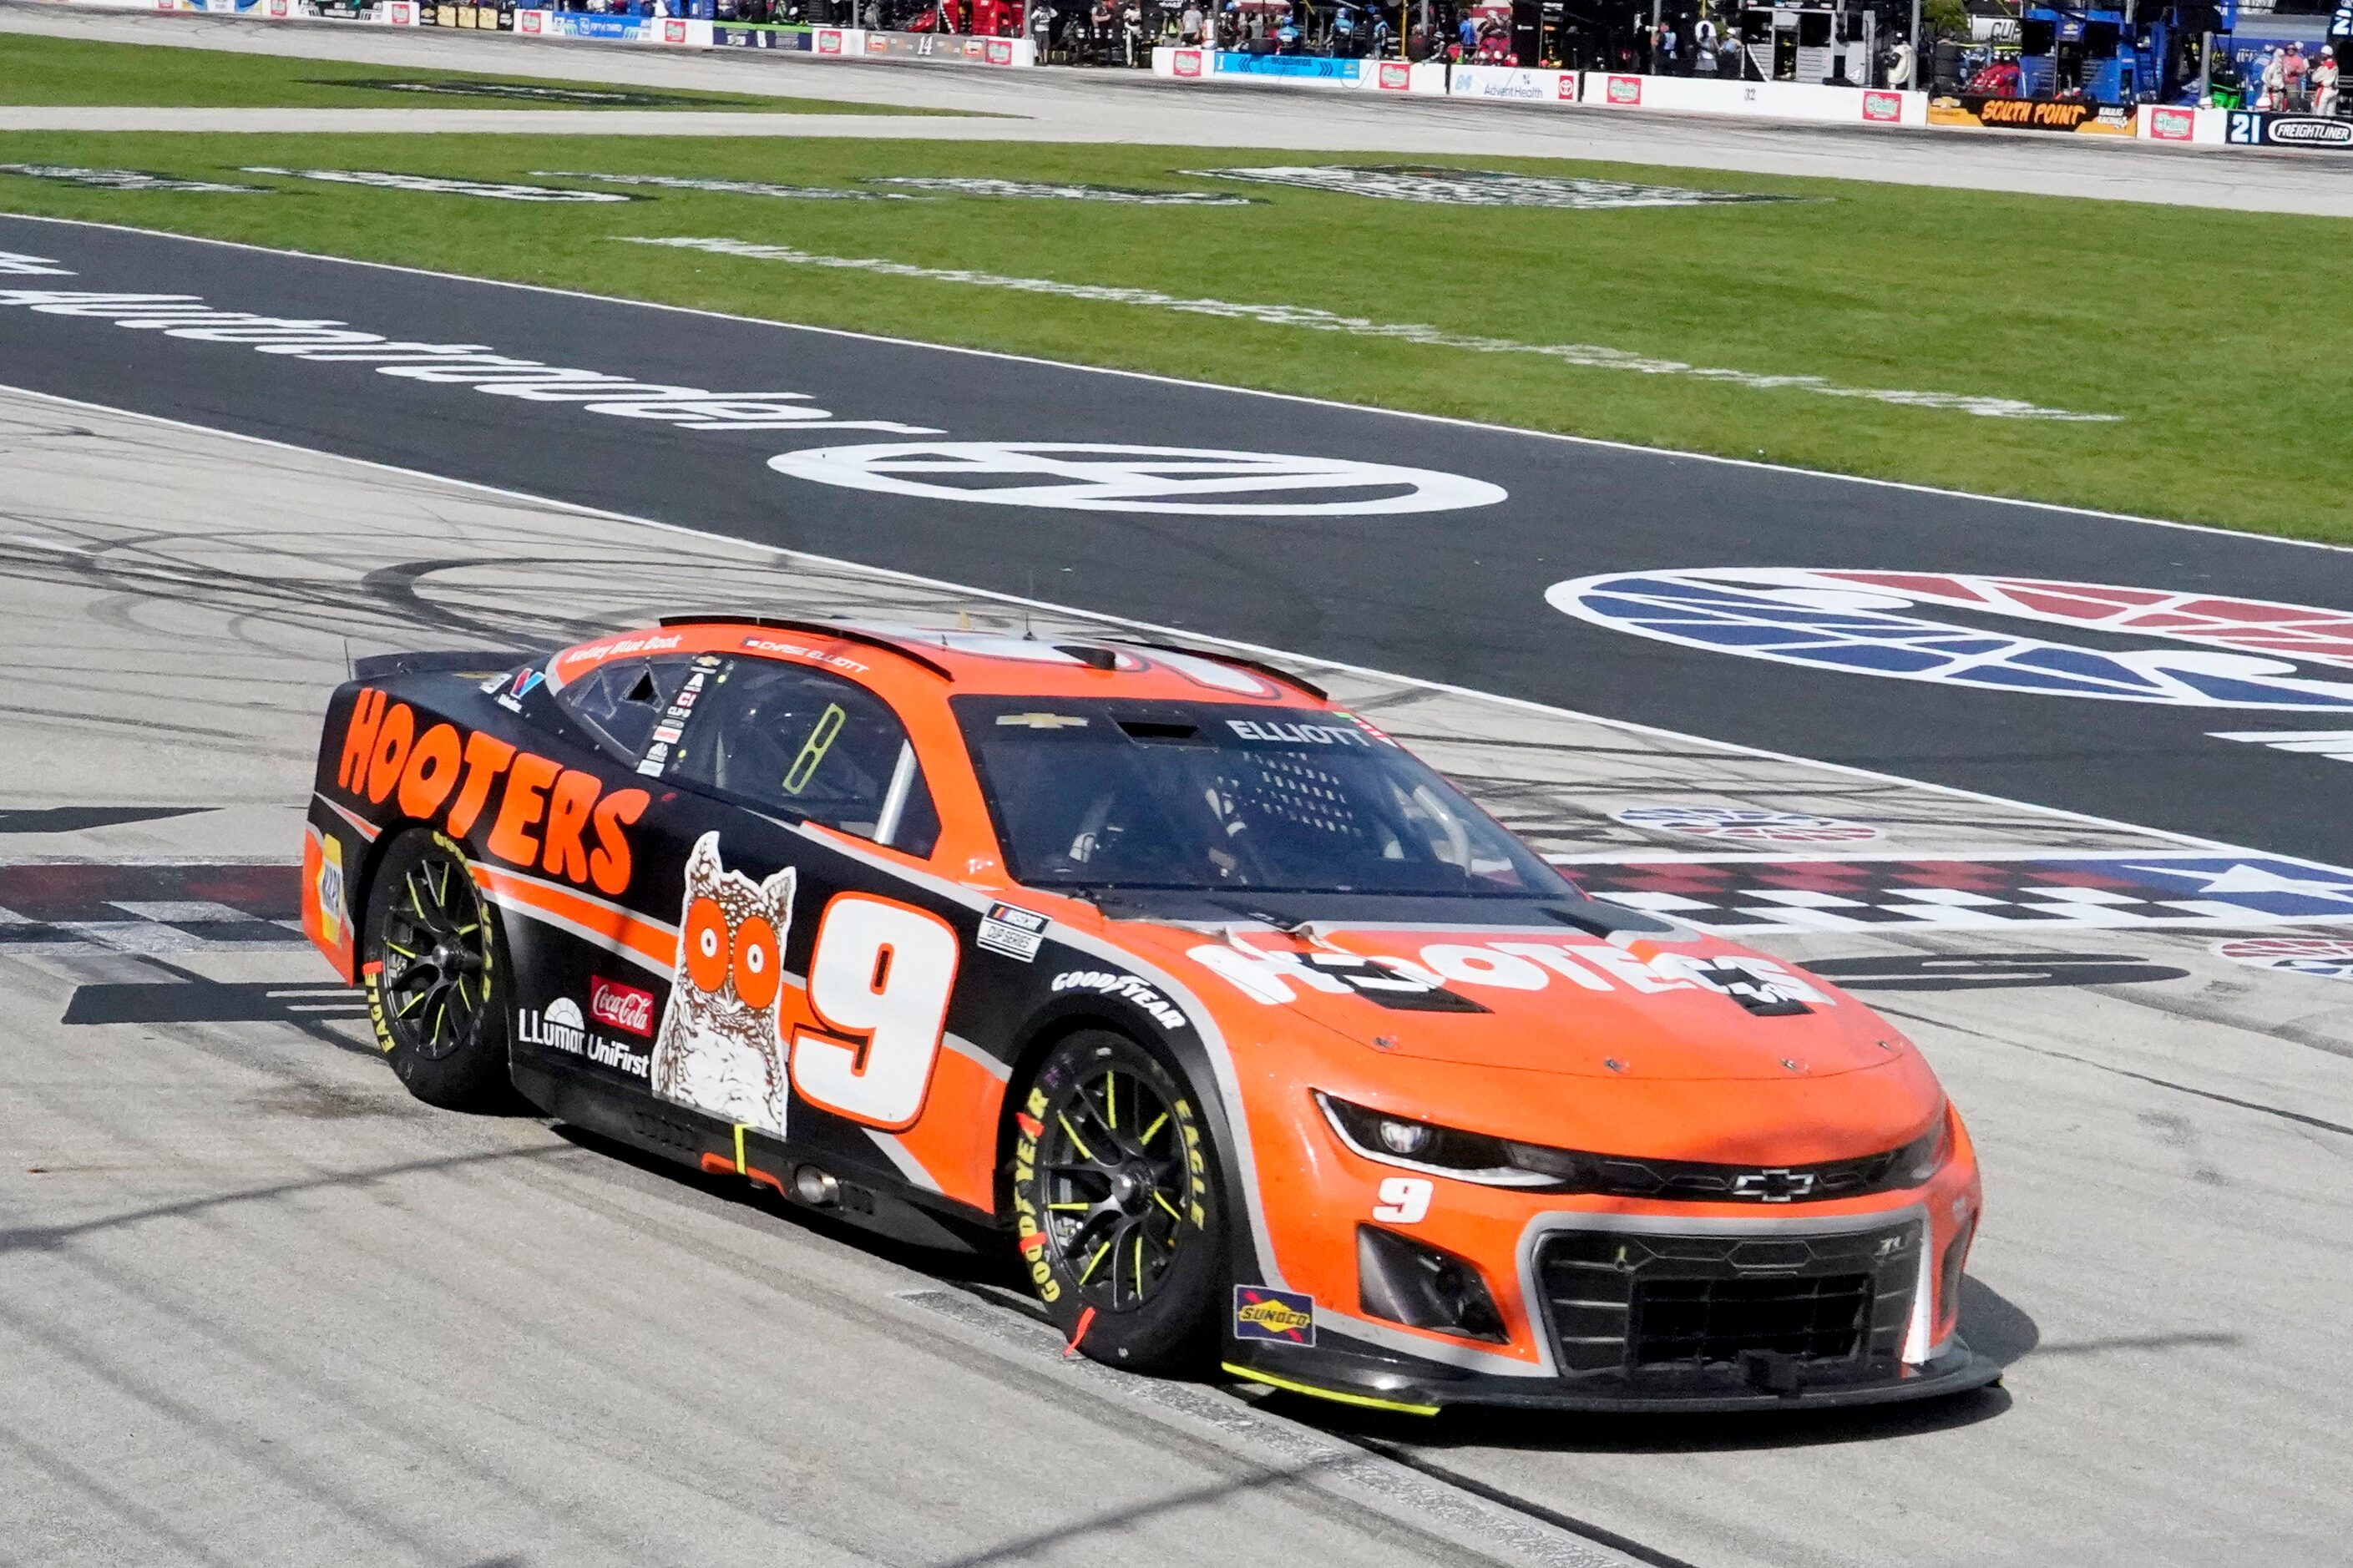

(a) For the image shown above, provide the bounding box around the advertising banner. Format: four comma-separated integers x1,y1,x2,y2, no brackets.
1447,64,1576,103
2224,110,2353,149
1581,73,1923,124
1212,52,1364,83
858,30,1033,64
2139,103,2221,143
1926,95,2137,134
713,20,812,48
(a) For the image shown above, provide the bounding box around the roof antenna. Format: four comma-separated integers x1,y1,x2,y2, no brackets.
1022,569,1036,640
342,635,353,682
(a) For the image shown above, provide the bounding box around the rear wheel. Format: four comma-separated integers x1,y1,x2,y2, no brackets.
362,828,511,1110
1010,1029,1222,1371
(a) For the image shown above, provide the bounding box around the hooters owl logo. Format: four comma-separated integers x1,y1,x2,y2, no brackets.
651,833,795,1135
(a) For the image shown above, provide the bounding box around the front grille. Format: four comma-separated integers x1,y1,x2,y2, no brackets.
1632,1272,1872,1368
1536,1222,1917,1393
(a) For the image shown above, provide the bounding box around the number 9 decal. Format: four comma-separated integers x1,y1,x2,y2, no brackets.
790,893,960,1130
1371,1176,1432,1225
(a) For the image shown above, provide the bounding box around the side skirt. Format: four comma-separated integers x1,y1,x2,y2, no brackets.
510,1058,993,1254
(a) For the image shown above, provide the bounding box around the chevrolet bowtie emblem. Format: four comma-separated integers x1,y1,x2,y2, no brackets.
1731,1168,1816,1202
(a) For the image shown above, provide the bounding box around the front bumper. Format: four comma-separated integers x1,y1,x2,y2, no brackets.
1227,1200,1998,1415
1224,1334,2001,1415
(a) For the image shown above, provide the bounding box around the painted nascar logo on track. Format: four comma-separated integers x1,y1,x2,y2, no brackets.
1548,569,2353,710
768,443,1506,517
2212,936,2353,980
1612,806,1882,844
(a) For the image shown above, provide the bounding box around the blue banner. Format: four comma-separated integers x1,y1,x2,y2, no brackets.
1212,53,1364,80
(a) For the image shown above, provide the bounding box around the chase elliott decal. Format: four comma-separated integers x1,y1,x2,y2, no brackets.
1549,569,2353,710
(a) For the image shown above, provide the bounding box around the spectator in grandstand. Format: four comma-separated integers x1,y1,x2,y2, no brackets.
1457,12,1476,50
2318,45,2342,114
1694,26,1716,74
1179,0,1202,40
1655,19,1679,73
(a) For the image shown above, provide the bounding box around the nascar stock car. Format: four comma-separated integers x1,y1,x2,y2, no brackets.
300,616,1998,1414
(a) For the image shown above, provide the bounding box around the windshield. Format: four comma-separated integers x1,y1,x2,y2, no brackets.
956,698,1576,898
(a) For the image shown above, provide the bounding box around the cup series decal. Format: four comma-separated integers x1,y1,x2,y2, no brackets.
337,686,646,893
1233,1285,1316,1345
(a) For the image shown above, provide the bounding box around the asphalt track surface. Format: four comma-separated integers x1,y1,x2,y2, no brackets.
6,382,2350,1568
6,213,2353,874
11,3,2353,215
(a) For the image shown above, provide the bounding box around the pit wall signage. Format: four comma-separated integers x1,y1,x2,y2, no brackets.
2224,110,2353,149
506,8,711,42
857,30,1033,65
1927,94,2138,134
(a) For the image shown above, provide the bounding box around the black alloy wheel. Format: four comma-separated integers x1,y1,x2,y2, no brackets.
1043,1059,1191,1310
1012,1029,1222,1371
364,828,512,1109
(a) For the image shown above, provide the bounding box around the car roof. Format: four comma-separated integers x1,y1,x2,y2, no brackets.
549,616,1329,708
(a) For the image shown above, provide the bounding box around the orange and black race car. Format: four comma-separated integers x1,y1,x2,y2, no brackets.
301,617,1997,1414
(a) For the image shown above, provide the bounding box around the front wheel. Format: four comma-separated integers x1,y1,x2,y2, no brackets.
1010,1029,1222,1372
362,827,511,1110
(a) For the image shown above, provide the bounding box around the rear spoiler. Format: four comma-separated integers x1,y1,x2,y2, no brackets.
352,648,542,681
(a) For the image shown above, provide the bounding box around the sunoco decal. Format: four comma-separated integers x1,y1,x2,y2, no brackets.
1233,1284,1316,1344
1549,569,2353,709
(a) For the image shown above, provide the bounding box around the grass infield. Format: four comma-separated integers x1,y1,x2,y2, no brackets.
0,32,934,113
0,129,2343,543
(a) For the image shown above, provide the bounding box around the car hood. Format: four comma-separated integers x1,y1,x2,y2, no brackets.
1115,913,1909,1084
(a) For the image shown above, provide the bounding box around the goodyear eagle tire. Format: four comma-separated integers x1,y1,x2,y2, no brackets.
1010,1029,1222,1373
362,828,513,1111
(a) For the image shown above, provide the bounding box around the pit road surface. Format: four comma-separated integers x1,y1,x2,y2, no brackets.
6,215,2353,870
8,2,2353,215
3,383,2350,1568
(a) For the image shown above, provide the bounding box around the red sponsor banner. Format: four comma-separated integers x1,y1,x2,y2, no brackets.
865,33,887,51
2148,106,2195,141
664,17,686,40
1862,90,1900,122
268,0,289,17
390,1,413,21
985,38,1011,63
1378,61,1410,89
1557,73,1576,99
1173,48,1203,76
591,976,657,1037
817,28,843,52
519,8,540,28
1606,74,1641,105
